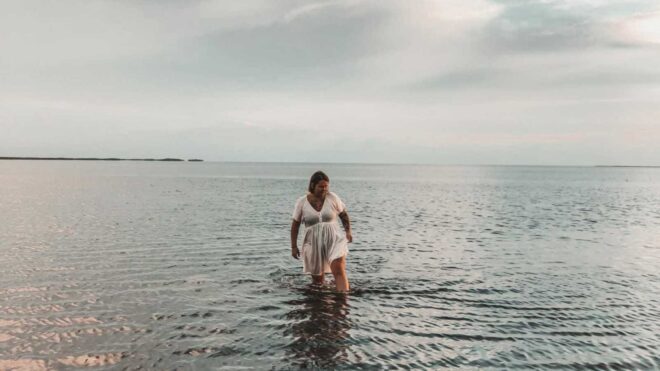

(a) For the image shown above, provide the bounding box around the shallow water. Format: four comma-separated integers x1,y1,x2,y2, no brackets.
1,161,659,369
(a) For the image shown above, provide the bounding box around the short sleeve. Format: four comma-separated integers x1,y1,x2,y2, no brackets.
331,192,346,214
292,197,304,222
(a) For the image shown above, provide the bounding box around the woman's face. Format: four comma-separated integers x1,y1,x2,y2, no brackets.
313,180,329,197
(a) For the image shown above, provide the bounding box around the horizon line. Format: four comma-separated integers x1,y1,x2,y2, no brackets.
1,156,658,168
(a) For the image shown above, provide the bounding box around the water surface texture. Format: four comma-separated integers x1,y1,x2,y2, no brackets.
1,161,659,369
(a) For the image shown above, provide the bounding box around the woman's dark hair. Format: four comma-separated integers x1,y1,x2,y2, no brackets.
308,171,330,193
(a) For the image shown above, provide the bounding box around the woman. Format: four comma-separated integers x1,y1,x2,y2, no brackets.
291,171,352,292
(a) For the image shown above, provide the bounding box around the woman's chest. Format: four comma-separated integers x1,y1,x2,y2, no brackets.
303,201,336,223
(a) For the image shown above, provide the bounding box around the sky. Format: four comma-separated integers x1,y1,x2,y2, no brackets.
1,0,659,165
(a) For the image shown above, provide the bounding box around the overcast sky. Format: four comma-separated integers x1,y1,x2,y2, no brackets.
1,0,659,165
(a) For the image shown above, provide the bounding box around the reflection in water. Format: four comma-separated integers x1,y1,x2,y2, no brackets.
284,286,352,369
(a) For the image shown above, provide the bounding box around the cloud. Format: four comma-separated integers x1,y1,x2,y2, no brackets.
180,4,388,79
479,1,660,52
613,11,660,45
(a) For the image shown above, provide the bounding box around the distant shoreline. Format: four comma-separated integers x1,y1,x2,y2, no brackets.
0,157,203,162
0,157,657,167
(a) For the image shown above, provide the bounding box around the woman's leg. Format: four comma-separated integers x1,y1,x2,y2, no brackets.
311,274,324,285
330,256,349,292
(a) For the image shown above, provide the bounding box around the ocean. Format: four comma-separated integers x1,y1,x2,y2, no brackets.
1,161,659,369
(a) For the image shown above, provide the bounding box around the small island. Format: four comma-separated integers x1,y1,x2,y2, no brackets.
0,157,203,162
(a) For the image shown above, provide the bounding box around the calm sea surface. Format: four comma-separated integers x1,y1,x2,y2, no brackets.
1,161,659,370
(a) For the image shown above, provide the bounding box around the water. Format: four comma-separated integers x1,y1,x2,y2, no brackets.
1,161,659,370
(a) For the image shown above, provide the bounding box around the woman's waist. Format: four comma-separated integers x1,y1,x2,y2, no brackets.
303,221,340,230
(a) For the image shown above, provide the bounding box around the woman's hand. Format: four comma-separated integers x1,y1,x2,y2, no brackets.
291,246,300,259
338,211,352,243
291,220,301,260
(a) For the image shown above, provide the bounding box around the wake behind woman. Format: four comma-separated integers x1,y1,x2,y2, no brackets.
291,171,352,292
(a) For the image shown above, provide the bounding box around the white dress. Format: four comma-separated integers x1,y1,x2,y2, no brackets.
292,191,349,275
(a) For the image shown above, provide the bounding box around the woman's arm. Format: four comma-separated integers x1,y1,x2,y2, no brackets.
291,219,301,259
338,211,353,243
